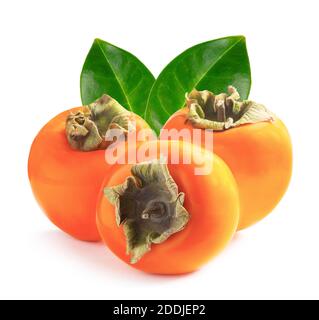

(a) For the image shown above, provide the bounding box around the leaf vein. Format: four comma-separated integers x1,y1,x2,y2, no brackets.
194,37,244,88
96,39,133,111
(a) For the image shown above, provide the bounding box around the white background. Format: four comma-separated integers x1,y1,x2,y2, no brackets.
0,0,318,300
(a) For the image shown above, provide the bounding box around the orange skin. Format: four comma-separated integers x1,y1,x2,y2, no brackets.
96,140,240,274
28,107,149,242
161,108,293,230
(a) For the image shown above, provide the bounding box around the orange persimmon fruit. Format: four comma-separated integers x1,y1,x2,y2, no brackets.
28,94,150,241
161,86,292,230
96,140,240,274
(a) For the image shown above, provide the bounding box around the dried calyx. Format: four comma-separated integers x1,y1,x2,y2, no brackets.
104,159,190,264
186,86,274,131
66,94,134,151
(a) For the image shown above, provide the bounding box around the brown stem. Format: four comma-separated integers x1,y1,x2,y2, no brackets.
104,159,190,264
216,100,226,122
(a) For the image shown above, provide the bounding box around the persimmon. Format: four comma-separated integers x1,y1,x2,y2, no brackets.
96,140,240,274
28,94,150,241
161,86,292,230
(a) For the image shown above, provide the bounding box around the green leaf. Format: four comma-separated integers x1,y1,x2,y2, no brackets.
80,38,155,117
144,36,251,133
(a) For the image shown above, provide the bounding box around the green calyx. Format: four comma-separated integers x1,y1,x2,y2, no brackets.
104,159,190,264
66,94,133,151
186,86,274,131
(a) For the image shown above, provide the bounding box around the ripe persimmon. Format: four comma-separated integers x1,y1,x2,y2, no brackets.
161,86,292,230
28,94,150,241
96,140,240,274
